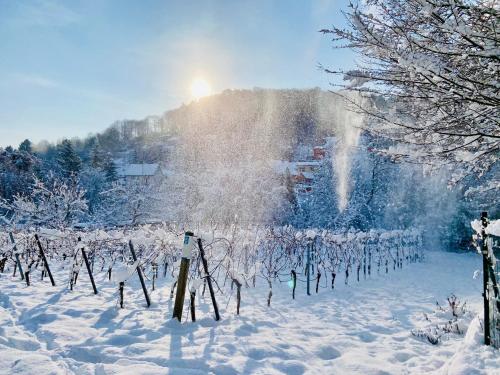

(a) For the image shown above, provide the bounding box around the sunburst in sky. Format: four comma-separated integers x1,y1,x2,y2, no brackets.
190,78,211,100
0,0,353,147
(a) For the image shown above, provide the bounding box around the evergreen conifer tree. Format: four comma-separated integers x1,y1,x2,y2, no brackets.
18,139,32,153
91,141,105,168
57,139,81,176
103,156,117,182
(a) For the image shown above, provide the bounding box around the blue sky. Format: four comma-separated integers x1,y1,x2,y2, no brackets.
0,0,355,147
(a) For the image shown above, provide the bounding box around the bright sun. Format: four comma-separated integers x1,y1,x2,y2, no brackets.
190,78,211,100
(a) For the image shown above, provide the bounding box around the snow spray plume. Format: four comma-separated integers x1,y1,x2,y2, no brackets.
165,89,289,227
334,95,362,211
317,91,363,212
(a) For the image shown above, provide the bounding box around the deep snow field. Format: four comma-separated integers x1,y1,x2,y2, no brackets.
0,250,498,375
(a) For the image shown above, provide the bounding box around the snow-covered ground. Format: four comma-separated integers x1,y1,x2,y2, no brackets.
0,250,498,375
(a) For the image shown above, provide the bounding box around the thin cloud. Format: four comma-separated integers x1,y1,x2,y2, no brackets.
12,73,61,89
6,72,129,109
7,0,80,28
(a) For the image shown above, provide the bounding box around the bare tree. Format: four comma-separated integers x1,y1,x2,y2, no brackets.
0,174,88,228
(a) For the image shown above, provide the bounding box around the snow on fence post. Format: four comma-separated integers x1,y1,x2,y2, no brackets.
129,240,151,308
9,233,24,281
34,234,55,286
172,232,194,321
198,237,221,321
481,211,491,346
78,237,98,295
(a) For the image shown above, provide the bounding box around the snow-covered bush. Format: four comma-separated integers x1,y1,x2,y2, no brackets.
0,175,87,228
411,295,474,345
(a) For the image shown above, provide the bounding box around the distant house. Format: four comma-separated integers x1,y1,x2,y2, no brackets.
313,146,326,160
288,161,321,195
295,185,313,194
274,151,325,196
295,161,321,174
116,163,163,183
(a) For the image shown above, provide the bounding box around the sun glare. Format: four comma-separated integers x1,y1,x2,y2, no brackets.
190,78,211,100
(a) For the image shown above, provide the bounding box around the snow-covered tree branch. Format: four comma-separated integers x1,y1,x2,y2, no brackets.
321,0,499,182
0,175,88,228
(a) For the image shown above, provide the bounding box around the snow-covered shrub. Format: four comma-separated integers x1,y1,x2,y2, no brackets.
0,175,88,228
411,295,474,345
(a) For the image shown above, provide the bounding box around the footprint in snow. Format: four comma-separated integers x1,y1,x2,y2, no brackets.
316,345,342,360
393,351,412,362
356,331,377,343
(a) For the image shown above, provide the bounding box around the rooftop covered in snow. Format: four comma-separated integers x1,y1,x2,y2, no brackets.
116,163,161,177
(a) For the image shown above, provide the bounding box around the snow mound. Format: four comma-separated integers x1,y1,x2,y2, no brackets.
443,316,500,375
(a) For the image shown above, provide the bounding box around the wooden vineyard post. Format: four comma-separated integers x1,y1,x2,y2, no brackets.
152,263,158,291
163,258,168,278
79,237,98,295
190,286,196,322
481,211,491,346
9,233,24,281
235,282,241,315
119,281,125,308
173,232,194,321
306,241,311,296
34,234,55,286
129,240,151,307
316,270,321,293
363,246,367,280
368,248,372,276
197,237,220,321
231,278,242,315
170,281,178,300
291,270,297,299
0,257,6,273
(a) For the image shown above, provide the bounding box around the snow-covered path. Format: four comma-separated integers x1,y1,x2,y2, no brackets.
0,251,498,375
